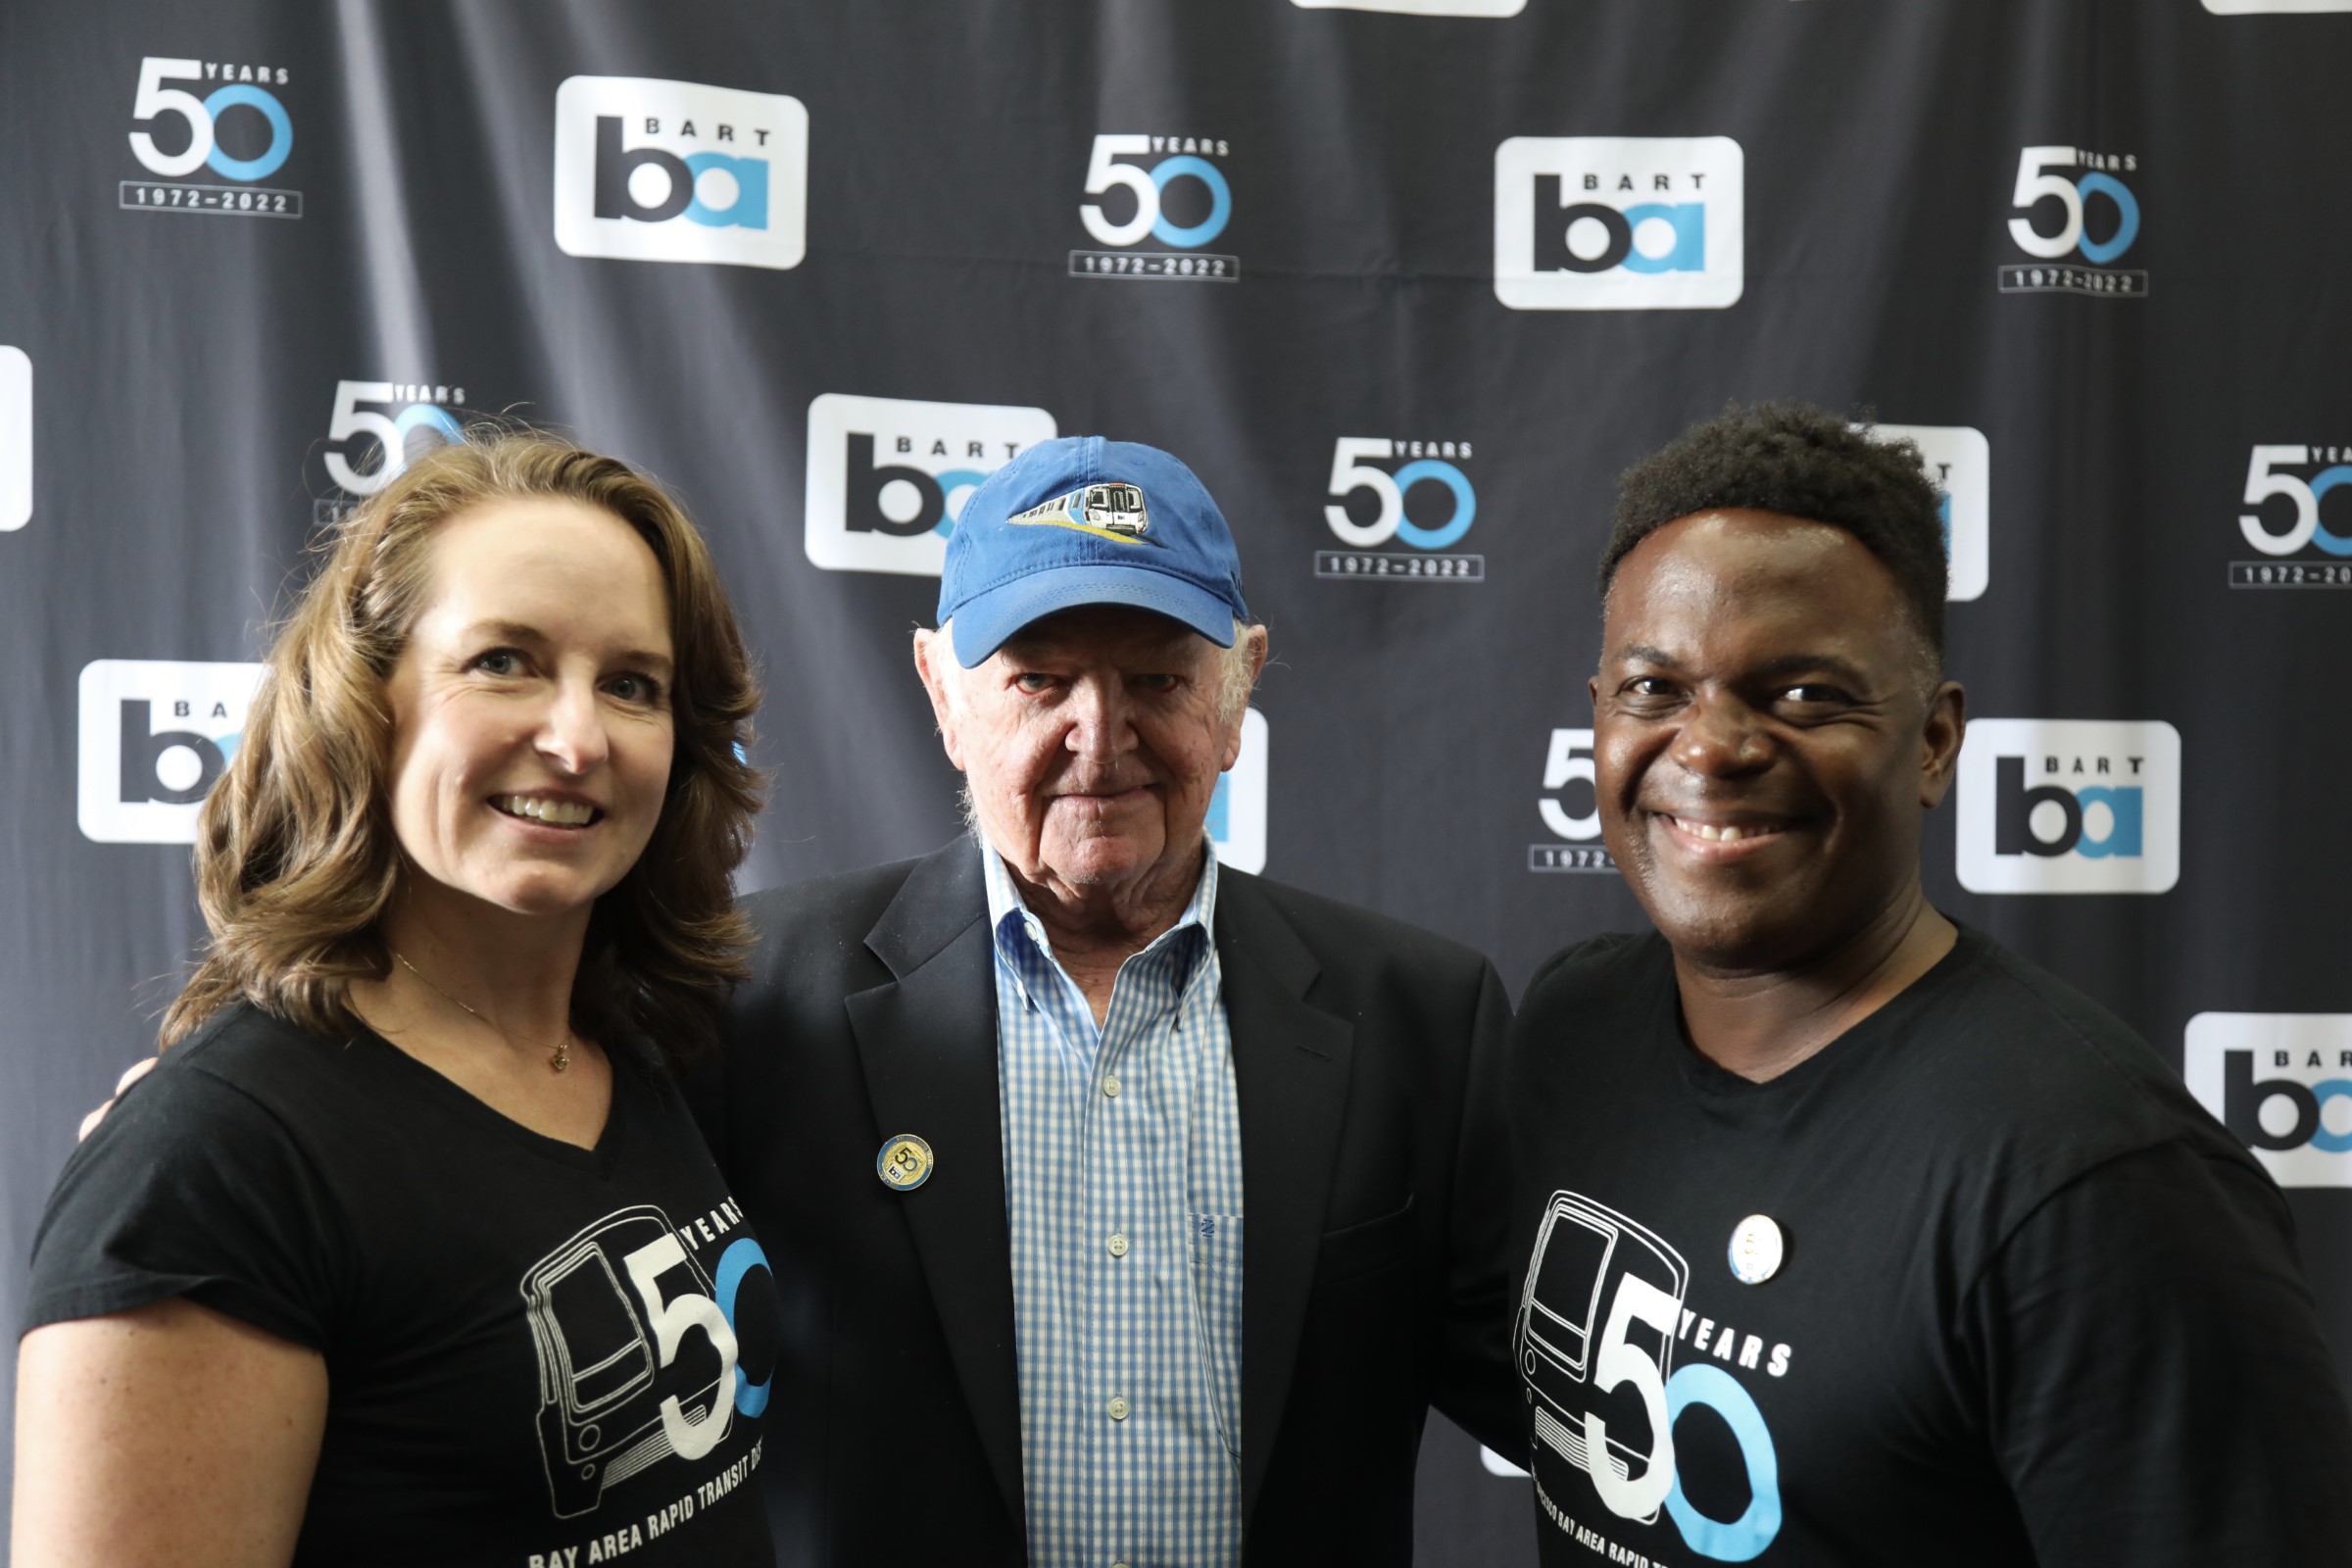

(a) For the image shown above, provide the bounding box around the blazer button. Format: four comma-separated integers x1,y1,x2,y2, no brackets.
1107,1396,1130,1421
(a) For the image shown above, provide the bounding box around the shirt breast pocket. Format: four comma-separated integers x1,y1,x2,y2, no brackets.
1188,1212,1245,1458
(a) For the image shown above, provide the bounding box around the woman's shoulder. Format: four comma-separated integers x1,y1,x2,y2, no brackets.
28,1004,363,1346
164,998,368,1086
90,1003,330,1150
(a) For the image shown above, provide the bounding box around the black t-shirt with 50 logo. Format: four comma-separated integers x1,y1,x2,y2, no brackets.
24,1002,781,1567
1507,925,2352,1568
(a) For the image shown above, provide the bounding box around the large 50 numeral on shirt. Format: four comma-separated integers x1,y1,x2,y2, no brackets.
623,1234,742,1460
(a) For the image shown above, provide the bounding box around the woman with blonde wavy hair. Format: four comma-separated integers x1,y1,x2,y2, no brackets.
14,431,782,1567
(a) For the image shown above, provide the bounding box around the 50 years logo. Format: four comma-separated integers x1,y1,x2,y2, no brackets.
1070,134,1238,282
1997,146,2144,298
122,55,301,218
1531,727,1614,874
2230,445,2352,588
322,380,467,500
554,76,808,270
1316,437,1482,582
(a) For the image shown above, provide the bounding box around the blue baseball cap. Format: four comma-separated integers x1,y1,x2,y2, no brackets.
938,436,1250,668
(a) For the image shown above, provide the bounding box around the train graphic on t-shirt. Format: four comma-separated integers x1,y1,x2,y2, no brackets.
1516,1191,1691,1518
520,1204,738,1519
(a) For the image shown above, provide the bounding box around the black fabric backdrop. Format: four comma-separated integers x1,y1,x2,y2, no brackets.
5,2,2349,1559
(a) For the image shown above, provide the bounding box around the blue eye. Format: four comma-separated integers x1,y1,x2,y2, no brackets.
474,649,522,676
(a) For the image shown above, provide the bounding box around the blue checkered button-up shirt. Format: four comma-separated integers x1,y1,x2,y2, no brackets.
981,841,1246,1568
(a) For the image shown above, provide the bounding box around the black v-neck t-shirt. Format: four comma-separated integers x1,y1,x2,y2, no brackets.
1507,924,2352,1567
24,1002,780,1567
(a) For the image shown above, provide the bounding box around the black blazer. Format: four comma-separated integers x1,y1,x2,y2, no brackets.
706,840,1523,1565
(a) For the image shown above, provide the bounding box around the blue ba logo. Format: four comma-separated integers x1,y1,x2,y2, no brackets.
122,56,301,218
1494,137,1743,311
554,77,808,270
0,345,26,532
1998,146,2144,298
1955,719,2180,894
2202,0,2352,13
1207,710,1268,873
1865,424,1989,601
1316,437,1483,582
2231,445,2352,588
2184,1015,2352,1189
803,394,1058,576
1992,757,2142,859
1070,135,1238,283
1293,0,1525,10
593,121,767,229
77,660,267,843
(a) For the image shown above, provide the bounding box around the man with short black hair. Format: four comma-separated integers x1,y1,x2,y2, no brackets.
1508,403,2352,1565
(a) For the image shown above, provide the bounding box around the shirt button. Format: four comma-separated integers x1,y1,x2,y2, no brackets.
1102,1074,1121,1098
1107,1396,1130,1421
1107,1232,1129,1258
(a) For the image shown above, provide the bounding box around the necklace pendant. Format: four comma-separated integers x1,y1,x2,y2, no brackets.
551,1042,570,1073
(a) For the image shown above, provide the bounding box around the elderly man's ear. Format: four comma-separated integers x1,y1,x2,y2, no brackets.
1223,625,1271,772
910,627,968,770
1239,623,1270,684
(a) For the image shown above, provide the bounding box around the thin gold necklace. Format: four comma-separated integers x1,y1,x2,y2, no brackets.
392,950,572,1073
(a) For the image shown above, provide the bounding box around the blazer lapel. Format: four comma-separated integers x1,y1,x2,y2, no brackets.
1216,871,1355,1526
844,839,1026,1533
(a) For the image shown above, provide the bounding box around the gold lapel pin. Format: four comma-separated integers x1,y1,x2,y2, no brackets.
877,1133,935,1192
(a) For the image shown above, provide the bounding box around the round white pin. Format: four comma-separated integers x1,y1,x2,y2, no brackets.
1728,1214,1784,1285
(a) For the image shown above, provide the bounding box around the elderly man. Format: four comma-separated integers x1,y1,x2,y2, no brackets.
711,437,1522,1566
1507,404,2352,1566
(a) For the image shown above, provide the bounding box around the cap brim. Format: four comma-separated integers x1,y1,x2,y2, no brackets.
949,564,1239,667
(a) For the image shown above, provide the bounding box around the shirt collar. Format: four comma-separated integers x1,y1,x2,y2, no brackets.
978,833,1220,966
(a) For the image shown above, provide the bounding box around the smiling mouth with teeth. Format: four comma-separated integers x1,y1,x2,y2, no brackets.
1666,815,1786,844
493,794,599,828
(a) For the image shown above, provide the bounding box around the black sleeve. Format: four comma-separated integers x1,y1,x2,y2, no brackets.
20,1059,349,1350
1965,1138,2352,1565
1430,958,1529,1465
